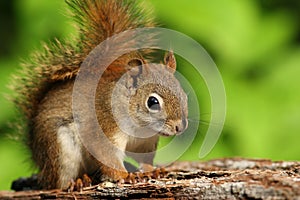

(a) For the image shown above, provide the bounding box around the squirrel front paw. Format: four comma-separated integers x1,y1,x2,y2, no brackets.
122,167,167,184
67,174,92,192
100,166,129,182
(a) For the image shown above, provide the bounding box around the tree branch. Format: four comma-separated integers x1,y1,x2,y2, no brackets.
1,158,299,199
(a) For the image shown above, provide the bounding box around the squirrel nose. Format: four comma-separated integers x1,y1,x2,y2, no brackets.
175,118,188,134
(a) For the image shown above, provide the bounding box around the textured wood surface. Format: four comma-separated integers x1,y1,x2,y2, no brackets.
1,158,299,199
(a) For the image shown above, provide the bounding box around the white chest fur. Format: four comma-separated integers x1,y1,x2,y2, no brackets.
57,122,83,188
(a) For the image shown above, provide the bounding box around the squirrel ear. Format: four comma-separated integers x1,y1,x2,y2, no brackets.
127,58,144,77
126,58,146,91
164,51,177,73
128,58,144,68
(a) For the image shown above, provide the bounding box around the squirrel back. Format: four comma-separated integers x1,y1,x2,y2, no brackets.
12,0,155,134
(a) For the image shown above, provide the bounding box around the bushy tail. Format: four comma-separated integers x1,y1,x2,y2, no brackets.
11,0,155,135
67,0,155,56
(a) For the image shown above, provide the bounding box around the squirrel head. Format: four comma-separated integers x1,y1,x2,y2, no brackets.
112,52,188,138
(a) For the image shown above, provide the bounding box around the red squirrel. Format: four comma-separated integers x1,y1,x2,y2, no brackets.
12,0,188,190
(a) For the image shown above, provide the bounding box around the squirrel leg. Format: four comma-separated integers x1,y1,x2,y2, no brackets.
84,147,129,184
124,136,169,182
100,165,129,182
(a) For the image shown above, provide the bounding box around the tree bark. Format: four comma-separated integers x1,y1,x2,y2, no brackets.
1,158,299,199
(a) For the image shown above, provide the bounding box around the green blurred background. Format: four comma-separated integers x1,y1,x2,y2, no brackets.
0,0,299,190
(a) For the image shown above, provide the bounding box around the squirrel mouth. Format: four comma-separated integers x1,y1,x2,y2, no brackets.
158,132,172,137
151,123,183,137
157,129,175,137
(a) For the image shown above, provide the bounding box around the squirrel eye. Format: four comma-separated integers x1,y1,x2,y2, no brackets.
146,94,163,112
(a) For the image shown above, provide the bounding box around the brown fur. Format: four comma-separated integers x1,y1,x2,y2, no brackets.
12,0,188,189
12,0,155,129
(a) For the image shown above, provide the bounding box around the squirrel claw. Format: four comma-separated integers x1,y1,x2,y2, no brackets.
67,174,92,192
123,173,138,184
82,174,92,187
120,167,167,184
152,167,167,179
67,179,75,192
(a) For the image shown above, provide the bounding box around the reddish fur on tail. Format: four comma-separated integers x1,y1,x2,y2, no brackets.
11,0,155,139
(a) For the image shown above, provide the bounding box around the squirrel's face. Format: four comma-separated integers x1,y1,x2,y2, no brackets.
112,52,188,138
129,83,188,137
127,52,188,137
